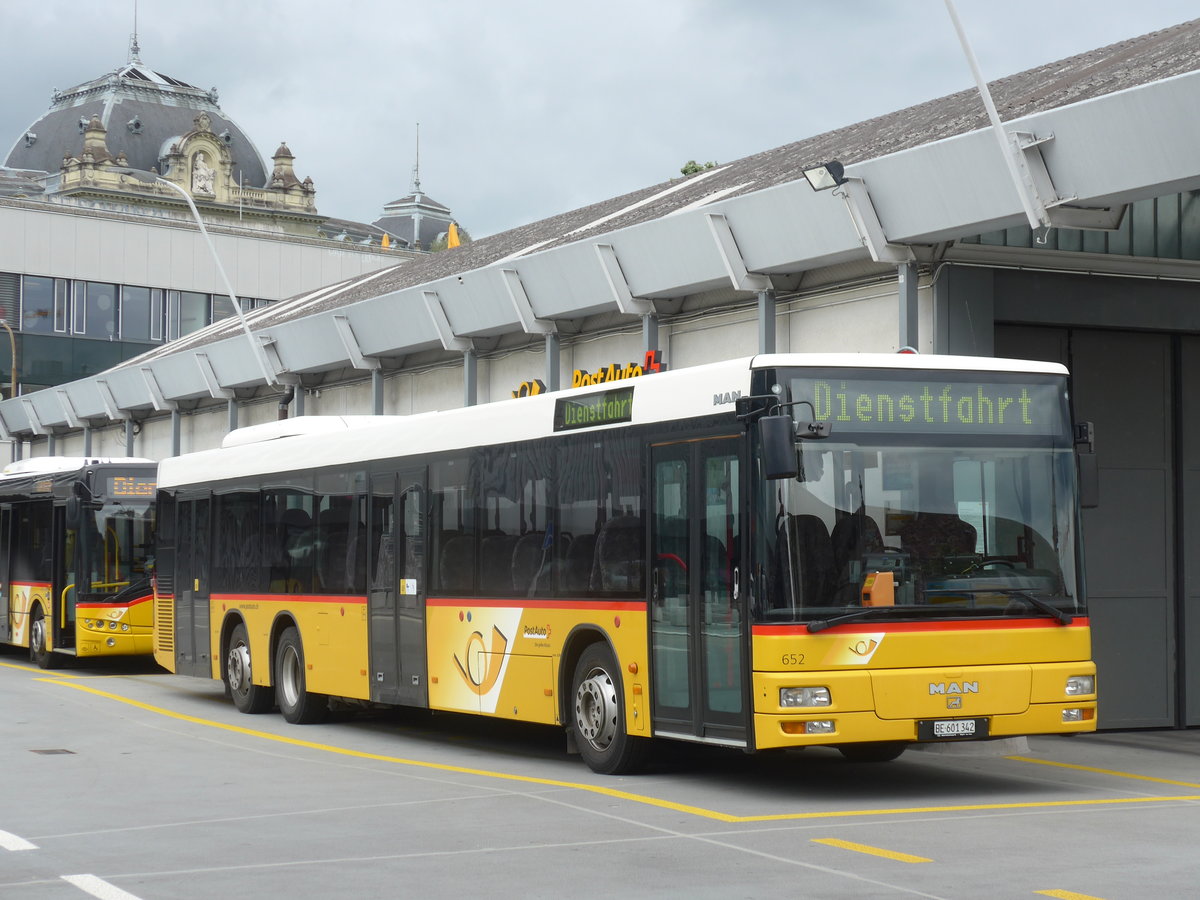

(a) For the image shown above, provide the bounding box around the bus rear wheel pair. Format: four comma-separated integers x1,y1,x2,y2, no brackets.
225,622,328,724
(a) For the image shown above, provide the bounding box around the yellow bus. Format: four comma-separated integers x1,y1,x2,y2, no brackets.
152,354,1096,773
0,457,157,668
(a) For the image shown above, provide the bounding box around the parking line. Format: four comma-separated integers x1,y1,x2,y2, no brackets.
1008,755,1200,789
61,874,143,900
0,830,37,851
1034,890,1105,899
0,660,78,676
812,838,931,863
41,679,1200,825
0,657,78,681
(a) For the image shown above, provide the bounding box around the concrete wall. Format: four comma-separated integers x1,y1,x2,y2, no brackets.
0,201,404,302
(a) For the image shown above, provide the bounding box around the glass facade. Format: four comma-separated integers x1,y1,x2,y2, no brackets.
7,271,271,395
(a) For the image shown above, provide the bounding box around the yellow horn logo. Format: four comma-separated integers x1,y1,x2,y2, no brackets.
454,625,508,695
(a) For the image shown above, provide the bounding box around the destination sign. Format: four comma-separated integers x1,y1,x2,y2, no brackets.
106,475,157,498
553,386,635,432
789,373,1067,436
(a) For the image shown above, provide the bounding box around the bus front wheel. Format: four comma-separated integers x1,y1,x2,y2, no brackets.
275,626,328,725
571,643,647,775
29,606,60,670
226,622,272,714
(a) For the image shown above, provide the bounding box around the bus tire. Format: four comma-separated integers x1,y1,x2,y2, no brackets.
838,741,907,762
226,622,272,714
571,643,647,775
29,605,60,670
275,626,328,725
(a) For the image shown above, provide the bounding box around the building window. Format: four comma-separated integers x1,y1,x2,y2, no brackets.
73,281,118,339
167,290,211,340
54,279,69,332
121,285,153,342
20,276,54,333
150,288,164,341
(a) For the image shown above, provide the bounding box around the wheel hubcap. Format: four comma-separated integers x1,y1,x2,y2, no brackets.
228,643,251,694
31,617,45,654
575,667,618,751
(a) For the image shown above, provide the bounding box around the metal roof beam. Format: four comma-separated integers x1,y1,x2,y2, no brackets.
422,290,472,352
594,243,653,315
332,314,381,370
500,269,556,335
95,379,124,421
706,213,772,292
56,390,82,429
195,353,235,400
21,399,46,436
140,368,176,412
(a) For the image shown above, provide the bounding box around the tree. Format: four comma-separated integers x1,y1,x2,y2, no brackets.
680,160,717,176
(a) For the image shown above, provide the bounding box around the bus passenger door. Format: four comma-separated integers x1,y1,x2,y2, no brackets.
0,506,10,643
650,435,748,746
369,470,428,707
174,497,212,678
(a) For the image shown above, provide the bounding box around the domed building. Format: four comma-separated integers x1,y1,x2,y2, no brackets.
4,42,320,234
0,40,419,399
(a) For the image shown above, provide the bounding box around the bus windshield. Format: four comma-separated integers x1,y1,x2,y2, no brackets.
754,368,1081,625
81,499,155,596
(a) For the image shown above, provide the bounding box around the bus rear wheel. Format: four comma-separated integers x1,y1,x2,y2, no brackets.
571,643,647,775
30,605,60,670
275,626,328,724
226,622,272,714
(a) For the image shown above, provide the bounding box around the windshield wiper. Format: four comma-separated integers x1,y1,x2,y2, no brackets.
1004,590,1074,625
806,606,909,633
938,587,1074,625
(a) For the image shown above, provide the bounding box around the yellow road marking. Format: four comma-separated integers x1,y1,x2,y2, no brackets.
36,679,1200,824
1035,890,1106,899
1008,755,1200,790
812,838,931,863
0,660,78,676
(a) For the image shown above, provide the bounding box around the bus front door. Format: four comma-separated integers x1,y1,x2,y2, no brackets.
368,470,428,707
650,435,748,747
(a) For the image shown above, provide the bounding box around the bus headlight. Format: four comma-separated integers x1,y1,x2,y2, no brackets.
1065,675,1095,696
780,686,831,708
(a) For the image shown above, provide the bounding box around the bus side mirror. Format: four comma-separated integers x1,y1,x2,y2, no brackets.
65,496,81,530
1075,421,1099,509
760,415,798,480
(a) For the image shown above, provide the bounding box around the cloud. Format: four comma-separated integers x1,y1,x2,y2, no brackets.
3,0,1195,237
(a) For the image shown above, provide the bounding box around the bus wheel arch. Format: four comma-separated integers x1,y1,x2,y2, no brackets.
567,636,648,775
223,616,272,714
274,624,328,724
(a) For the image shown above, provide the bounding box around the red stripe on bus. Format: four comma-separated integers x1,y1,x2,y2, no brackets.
426,596,647,612
77,595,153,610
213,593,368,604
752,616,1090,636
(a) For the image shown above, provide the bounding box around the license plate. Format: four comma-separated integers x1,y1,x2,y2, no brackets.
934,719,975,737
917,718,988,741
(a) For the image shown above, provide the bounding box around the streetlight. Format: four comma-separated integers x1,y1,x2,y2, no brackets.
119,169,277,387
0,317,15,399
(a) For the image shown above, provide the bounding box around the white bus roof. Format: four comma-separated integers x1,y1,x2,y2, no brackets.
158,353,1069,490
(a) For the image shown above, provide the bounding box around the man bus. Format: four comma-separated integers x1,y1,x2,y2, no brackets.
152,354,1095,773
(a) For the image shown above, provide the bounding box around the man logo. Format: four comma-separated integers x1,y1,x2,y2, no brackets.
947,696,962,709
929,682,979,695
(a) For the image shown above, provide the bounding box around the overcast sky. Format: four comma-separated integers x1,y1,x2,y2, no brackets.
3,1,1197,238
